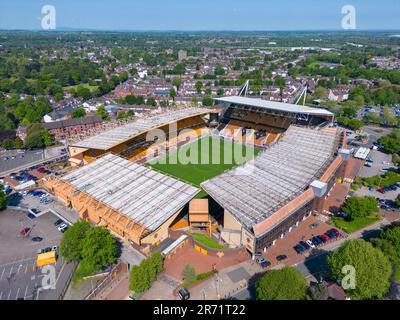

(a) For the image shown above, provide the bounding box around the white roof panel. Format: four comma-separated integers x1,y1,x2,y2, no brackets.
214,96,334,117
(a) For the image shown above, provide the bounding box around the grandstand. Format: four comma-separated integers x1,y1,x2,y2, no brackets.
68,108,213,165
44,153,200,246
214,96,334,147
202,125,347,254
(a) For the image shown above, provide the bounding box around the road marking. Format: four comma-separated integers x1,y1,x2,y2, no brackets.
15,287,20,300
7,290,11,300
0,268,5,280
24,285,29,300
8,266,13,277
25,264,28,274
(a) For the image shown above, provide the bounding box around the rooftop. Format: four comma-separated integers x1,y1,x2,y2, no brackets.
61,153,200,231
70,107,209,150
201,126,340,231
214,96,334,117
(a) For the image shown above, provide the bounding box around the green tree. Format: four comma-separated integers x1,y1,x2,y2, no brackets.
327,239,392,300
146,97,157,107
0,184,9,210
59,221,92,261
169,88,176,100
370,238,399,264
202,95,213,106
378,130,400,154
81,227,117,272
195,81,203,94
256,267,307,300
24,130,45,149
182,264,196,280
380,226,400,261
43,129,54,147
2,138,14,150
395,195,400,207
172,77,182,91
72,107,86,119
342,196,378,220
129,252,164,293
116,111,126,120
308,282,329,300
76,86,92,101
96,105,110,121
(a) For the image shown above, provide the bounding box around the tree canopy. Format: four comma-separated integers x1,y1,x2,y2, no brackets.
0,184,9,210
129,252,164,293
59,221,92,261
256,266,307,300
327,239,392,300
342,196,378,220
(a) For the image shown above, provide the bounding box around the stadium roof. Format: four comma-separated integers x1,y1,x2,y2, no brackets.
201,126,339,231
214,96,334,117
70,107,209,150
61,153,200,231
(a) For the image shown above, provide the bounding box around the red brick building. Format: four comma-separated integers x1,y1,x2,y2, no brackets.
42,116,103,141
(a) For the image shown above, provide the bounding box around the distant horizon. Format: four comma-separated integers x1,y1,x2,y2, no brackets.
1,0,399,31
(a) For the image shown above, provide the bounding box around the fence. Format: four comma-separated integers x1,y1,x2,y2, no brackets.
84,261,128,300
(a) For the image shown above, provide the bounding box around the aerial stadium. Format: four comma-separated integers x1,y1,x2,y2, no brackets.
44,89,352,255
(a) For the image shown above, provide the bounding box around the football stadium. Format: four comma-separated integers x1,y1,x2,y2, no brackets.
44,93,352,255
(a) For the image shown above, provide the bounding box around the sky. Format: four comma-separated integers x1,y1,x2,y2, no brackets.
0,0,399,31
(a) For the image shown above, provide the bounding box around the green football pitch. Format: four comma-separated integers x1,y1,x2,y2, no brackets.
148,136,262,197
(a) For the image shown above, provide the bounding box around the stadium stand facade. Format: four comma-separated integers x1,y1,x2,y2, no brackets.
44,153,199,246
67,107,214,165
202,124,349,254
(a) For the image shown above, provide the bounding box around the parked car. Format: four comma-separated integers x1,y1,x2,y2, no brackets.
32,237,43,242
294,244,305,254
256,258,271,268
330,228,341,237
316,235,326,243
43,247,52,253
58,223,68,231
254,251,262,257
311,236,322,246
276,255,287,261
54,219,63,226
306,240,315,248
28,208,40,216
178,288,190,300
61,226,68,233
27,213,36,220
321,234,330,242
52,245,58,252
299,241,311,250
